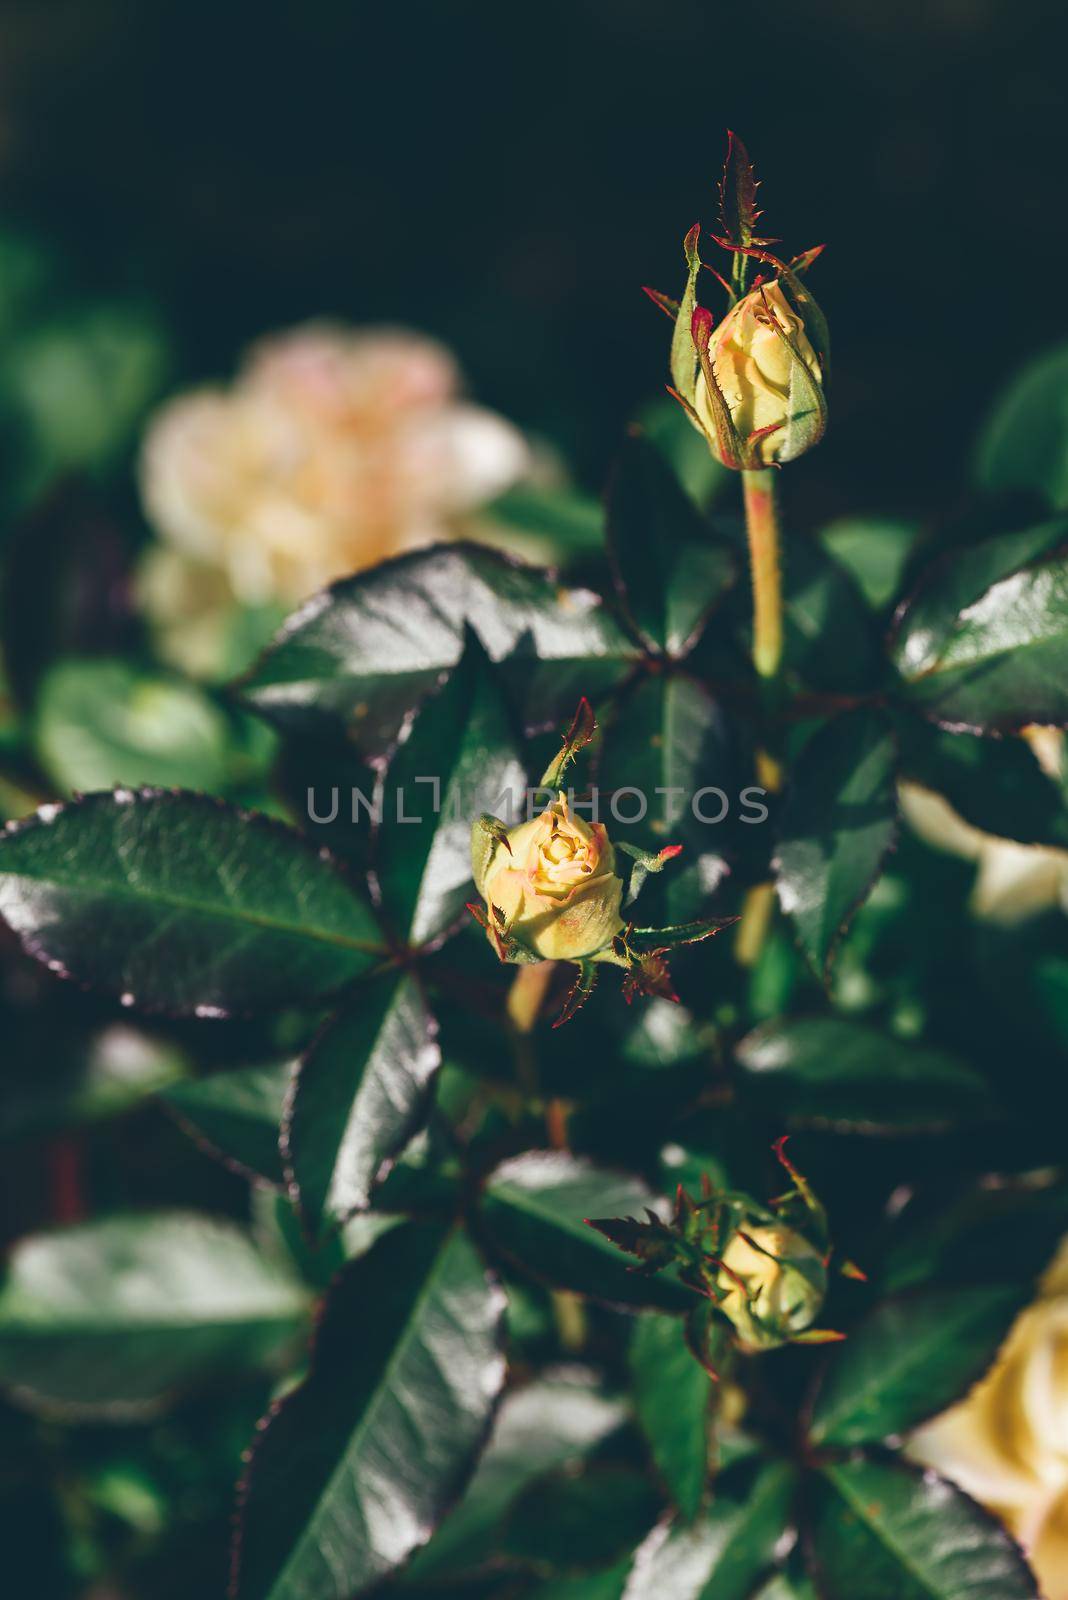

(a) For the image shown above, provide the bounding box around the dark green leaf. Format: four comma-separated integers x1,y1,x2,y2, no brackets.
232,1223,505,1600
637,395,730,512
892,519,1068,732
479,1151,692,1311
774,711,898,981
374,637,524,945
623,1459,797,1600
630,1312,714,1519
809,1286,1023,1446
0,1213,307,1416
882,1178,1068,1295
33,658,233,795
752,1575,819,1600
809,1455,1039,1600
284,976,440,1242
237,543,637,755
403,1370,624,1584
0,791,385,1014
974,343,1068,509
597,672,731,923
782,536,880,693
607,431,734,656
506,1465,659,1571
162,1061,291,1186
820,517,920,611
482,483,605,560
734,1017,992,1134
524,1559,632,1600
897,720,1068,848
7,302,170,486
0,1024,186,1142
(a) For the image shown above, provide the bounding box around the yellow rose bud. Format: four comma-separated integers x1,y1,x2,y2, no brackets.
695,279,823,468
477,796,624,962
716,1223,826,1351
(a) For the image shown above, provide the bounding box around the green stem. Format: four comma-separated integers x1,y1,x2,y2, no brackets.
741,468,783,686
736,470,785,973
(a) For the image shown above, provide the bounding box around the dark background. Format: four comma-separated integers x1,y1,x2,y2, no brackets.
1,0,1064,525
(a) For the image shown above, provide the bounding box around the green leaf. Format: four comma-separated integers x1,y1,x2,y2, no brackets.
637,395,730,511
820,516,920,611
607,431,734,656
479,1151,692,1311
782,536,880,693
974,343,1068,509
896,720,1068,848
630,1312,714,1519
774,711,898,981
237,543,637,755
0,1024,186,1142
809,1285,1023,1447
751,1570,819,1600
0,791,386,1015
892,518,1068,732
734,1017,992,1134
597,672,730,923
5,301,170,488
284,975,440,1242
524,1560,632,1600
33,658,234,796
622,1459,797,1600
505,1463,659,1571
481,482,605,561
0,1212,307,1416
881,1178,1068,1296
403,1370,625,1584
232,1222,505,1600
809,1455,1039,1600
374,636,525,946
161,1061,291,1186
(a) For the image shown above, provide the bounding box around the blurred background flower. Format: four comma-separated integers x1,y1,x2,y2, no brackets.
910,1239,1068,1599
900,730,1068,925
137,325,531,676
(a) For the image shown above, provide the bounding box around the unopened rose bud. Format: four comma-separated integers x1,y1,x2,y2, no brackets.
695,279,824,469
716,1222,826,1351
474,795,624,962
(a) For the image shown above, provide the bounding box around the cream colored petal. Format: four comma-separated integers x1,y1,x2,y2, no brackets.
1029,1486,1068,1600
971,837,1068,924
897,781,987,862
909,1400,1043,1515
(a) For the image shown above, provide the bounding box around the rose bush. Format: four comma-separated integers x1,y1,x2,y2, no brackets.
1,133,1068,1600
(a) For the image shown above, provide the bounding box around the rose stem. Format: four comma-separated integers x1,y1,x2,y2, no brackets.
739,468,785,967
506,962,586,1351
741,468,783,685
734,881,777,968
507,963,570,1145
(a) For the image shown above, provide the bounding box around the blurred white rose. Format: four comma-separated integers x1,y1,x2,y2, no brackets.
137,325,531,674
910,1240,1068,1599
899,729,1068,925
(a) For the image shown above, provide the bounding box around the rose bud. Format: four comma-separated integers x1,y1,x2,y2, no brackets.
716,1222,827,1351
694,278,825,469
473,795,624,963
